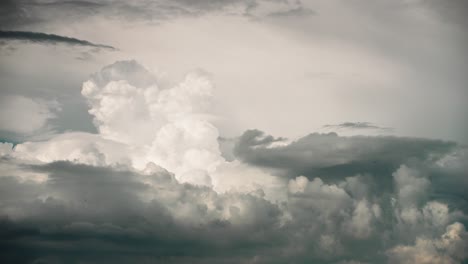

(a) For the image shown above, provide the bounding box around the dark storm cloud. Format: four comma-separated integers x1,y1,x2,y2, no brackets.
0,30,116,50
232,129,457,180
0,140,467,263
0,161,286,264
232,129,468,218
324,122,393,131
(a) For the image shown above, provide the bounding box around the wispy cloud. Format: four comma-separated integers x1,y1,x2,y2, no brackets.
0,30,116,50
324,121,393,131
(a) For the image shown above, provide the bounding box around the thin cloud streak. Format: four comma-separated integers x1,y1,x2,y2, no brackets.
0,30,116,50
324,122,393,131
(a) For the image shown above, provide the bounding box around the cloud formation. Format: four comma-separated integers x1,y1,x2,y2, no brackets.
232,129,456,179
0,30,116,50
387,222,468,264
1,156,466,263
0,161,284,264
0,0,312,28
0,60,467,263
0,95,60,135
324,122,393,131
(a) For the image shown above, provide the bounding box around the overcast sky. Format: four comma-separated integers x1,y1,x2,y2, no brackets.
1,1,467,263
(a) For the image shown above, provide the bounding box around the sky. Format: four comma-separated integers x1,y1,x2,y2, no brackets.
0,0,467,263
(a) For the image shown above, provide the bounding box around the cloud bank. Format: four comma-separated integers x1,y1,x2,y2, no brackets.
0,60,467,263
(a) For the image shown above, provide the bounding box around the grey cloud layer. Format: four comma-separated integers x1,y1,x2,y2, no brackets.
232,129,456,178
1,130,467,263
0,0,312,28
3,0,465,28
231,130,468,210
0,160,284,263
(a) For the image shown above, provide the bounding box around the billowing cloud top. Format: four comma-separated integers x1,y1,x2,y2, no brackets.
0,60,467,264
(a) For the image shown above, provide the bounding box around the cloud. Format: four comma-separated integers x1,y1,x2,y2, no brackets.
4,61,284,199
0,95,60,134
0,59,467,263
12,132,131,166
1,155,466,263
232,129,456,179
323,122,393,131
0,30,116,50
80,60,222,186
5,60,282,196
0,160,285,264
393,165,430,209
387,222,468,264
0,0,312,28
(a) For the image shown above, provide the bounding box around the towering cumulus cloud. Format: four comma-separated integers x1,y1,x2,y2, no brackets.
81,60,222,186
1,60,467,264
13,60,222,186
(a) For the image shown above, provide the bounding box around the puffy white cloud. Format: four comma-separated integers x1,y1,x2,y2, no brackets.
12,132,131,166
422,201,451,227
287,175,380,242
387,164,466,251
393,165,430,209
288,176,352,217
0,142,13,156
9,61,279,195
288,175,309,193
81,61,223,185
0,95,59,134
210,160,286,201
345,199,376,239
5,61,222,188
388,222,468,264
